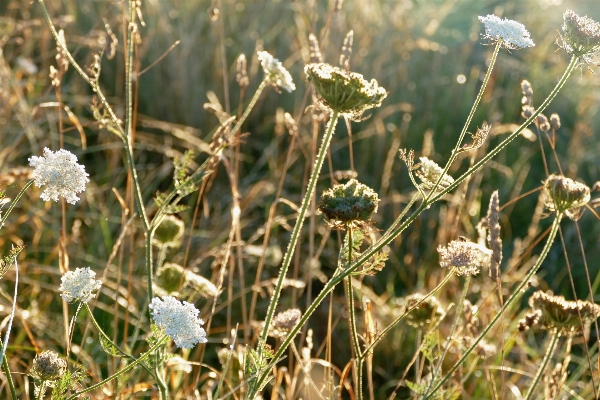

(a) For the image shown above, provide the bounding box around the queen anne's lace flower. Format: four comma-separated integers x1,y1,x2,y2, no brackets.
150,296,207,349
558,10,600,64
29,148,89,204
59,267,102,303
257,51,295,92
478,15,535,49
438,239,490,276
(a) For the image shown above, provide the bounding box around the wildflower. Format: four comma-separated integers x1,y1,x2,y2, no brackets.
437,239,490,276
59,267,102,303
30,350,67,382
404,293,445,328
149,296,207,349
28,148,89,204
268,309,302,338
528,290,600,336
521,105,535,119
318,179,380,224
558,10,600,64
543,174,590,218
478,14,535,49
304,63,387,120
257,51,295,92
153,215,185,248
414,157,454,191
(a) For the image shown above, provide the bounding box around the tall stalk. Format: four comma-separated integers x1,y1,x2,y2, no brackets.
524,329,560,400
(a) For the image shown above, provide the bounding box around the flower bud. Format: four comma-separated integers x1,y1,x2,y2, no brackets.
318,179,379,223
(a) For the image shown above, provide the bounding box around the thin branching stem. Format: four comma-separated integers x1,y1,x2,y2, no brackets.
524,329,560,400
424,213,563,397
2,356,17,400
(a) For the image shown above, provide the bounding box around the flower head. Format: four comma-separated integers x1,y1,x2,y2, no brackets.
415,157,454,191
59,267,102,303
268,309,302,338
304,63,387,120
29,148,89,204
404,293,445,328
153,215,185,248
528,290,600,336
543,174,590,219
558,10,600,64
437,239,490,276
30,350,67,382
318,179,380,224
257,51,295,92
478,14,535,49
149,296,207,348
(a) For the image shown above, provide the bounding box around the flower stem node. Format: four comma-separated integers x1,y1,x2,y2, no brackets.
478,14,535,49
318,179,380,224
149,296,207,349
59,267,102,303
304,63,387,120
28,148,89,204
543,174,590,218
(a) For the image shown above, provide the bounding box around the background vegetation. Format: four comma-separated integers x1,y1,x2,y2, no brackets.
0,0,599,398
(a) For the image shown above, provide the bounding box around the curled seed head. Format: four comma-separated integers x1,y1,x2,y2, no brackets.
318,179,380,223
30,351,67,382
529,291,600,336
543,174,590,217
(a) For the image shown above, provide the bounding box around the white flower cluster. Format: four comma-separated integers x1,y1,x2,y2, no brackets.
478,14,535,49
28,148,89,204
257,51,296,92
149,296,207,349
59,267,102,303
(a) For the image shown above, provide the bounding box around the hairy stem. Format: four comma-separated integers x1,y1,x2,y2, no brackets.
524,329,560,400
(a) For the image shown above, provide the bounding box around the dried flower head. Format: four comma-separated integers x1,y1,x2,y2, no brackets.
149,296,208,348
549,113,561,130
318,179,380,223
308,33,323,63
478,14,535,49
536,114,551,132
340,30,354,71
521,79,534,97
156,263,219,298
304,63,387,120
268,309,302,338
28,148,89,204
59,267,102,303
30,350,67,382
236,54,249,89
521,105,535,119
257,51,295,93
518,309,542,332
528,291,600,336
414,157,454,191
153,215,185,248
437,239,490,276
558,10,600,64
543,174,590,218
404,293,445,328
487,191,502,281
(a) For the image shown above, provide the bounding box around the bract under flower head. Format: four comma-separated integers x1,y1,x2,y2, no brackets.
150,296,207,349
59,267,102,303
29,148,89,204
318,179,380,223
559,10,600,64
543,174,590,219
529,290,600,336
257,51,295,92
304,63,387,120
478,14,535,49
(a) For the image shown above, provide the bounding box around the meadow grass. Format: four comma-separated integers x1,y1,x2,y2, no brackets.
0,0,600,398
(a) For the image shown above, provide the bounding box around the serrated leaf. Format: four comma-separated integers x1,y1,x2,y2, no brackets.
174,150,195,188
99,334,123,357
421,331,438,363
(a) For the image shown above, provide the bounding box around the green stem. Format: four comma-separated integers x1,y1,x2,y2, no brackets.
0,180,34,228
524,329,560,400
346,277,362,399
426,41,501,198
2,356,17,400
425,275,471,396
425,213,563,398
254,112,339,370
362,272,453,358
66,336,169,400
